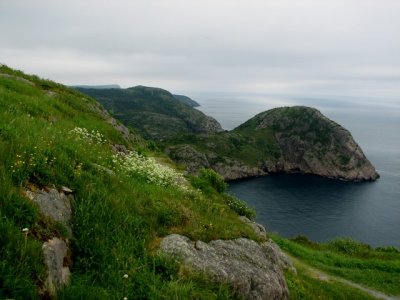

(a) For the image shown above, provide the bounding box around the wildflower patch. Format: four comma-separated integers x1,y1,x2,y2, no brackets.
112,151,188,191
69,127,106,144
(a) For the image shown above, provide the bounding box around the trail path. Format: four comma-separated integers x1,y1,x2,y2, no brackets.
288,255,400,300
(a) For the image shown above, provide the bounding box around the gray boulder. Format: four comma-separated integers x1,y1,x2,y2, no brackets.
24,186,74,298
42,238,71,298
239,216,267,240
160,234,289,299
24,187,72,235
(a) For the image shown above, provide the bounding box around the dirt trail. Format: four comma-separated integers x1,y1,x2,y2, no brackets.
288,255,400,300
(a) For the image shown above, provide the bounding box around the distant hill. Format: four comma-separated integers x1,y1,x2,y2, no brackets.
173,94,200,107
76,85,222,140
71,84,121,89
77,82,379,181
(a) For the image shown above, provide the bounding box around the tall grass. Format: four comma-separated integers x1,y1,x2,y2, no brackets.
0,65,256,299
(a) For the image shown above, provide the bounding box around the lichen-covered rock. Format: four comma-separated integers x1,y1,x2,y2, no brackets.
239,216,267,240
263,239,297,275
212,159,267,180
160,234,289,300
24,187,72,234
42,238,71,298
24,186,74,298
238,106,379,181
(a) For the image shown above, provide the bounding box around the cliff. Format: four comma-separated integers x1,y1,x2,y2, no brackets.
235,106,379,181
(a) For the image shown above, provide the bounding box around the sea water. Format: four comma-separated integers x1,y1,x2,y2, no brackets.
194,93,400,247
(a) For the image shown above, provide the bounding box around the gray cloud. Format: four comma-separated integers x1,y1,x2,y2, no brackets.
1,0,399,101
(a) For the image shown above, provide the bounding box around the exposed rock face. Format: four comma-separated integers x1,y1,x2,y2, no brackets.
24,187,73,234
42,238,71,298
239,216,268,240
165,107,378,182
24,186,73,298
160,234,290,300
166,145,266,180
264,239,297,275
237,106,379,181
212,159,267,181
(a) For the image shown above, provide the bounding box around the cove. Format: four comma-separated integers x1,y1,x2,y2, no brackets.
227,172,400,248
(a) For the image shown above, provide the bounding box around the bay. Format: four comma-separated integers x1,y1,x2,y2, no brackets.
194,93,400,247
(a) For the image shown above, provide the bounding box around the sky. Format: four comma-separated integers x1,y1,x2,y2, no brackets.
1,0,400,105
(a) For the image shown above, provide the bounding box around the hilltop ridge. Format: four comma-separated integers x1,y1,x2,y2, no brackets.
79,86,378,181
76,85,222,140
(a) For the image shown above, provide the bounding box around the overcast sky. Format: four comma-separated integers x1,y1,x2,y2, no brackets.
1,0,400,105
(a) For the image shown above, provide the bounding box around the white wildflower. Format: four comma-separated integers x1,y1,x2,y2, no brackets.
69,127,106,144
112,151,189,191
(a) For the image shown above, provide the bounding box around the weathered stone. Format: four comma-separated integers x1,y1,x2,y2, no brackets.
61,186,73,194
253,106,379,181
239,216,267,240
160,234,289,300
42,238,71,298
24,187,72,234
212,159,267,181
263,239,297,274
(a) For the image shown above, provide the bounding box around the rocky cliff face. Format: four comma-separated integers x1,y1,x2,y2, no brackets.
238,106,379,181
79,82,379,182
166,106,379,182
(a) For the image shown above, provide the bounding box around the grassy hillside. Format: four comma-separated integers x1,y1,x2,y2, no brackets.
0,65,256,299
76,86,222,141
273,235,400,298
1,65,397,299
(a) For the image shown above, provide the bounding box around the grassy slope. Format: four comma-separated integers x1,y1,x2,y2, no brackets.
0,65,257,299
1,65,399,299
272,234,400,297
76,86,219,140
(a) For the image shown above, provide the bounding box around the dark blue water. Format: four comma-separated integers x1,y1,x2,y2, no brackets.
228,172,400,247
195,94,400,247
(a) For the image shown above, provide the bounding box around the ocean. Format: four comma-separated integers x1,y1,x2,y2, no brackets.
194,93,400,247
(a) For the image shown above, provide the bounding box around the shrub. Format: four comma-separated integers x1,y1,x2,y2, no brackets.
223,194,256,220
326,237,372,256
190,169,227,194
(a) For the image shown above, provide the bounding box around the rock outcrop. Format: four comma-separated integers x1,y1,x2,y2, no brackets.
42,238,71,297
166,145,267,180
24,186,73,298
160,234,291,300
78,83,379,182
162,107,379,182
238,106,379,181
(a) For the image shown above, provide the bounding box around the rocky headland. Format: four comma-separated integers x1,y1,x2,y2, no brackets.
77,87,379,182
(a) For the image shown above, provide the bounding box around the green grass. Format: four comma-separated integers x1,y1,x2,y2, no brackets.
285,263,377,300
2,64,399,299
0,65,257,299
272,234,400,296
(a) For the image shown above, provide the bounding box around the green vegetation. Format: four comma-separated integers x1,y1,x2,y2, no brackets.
285,264,377,299
76,85,221,141
272,234,400,296
0,65,257,299
189,169,255,220
1,65,396,299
